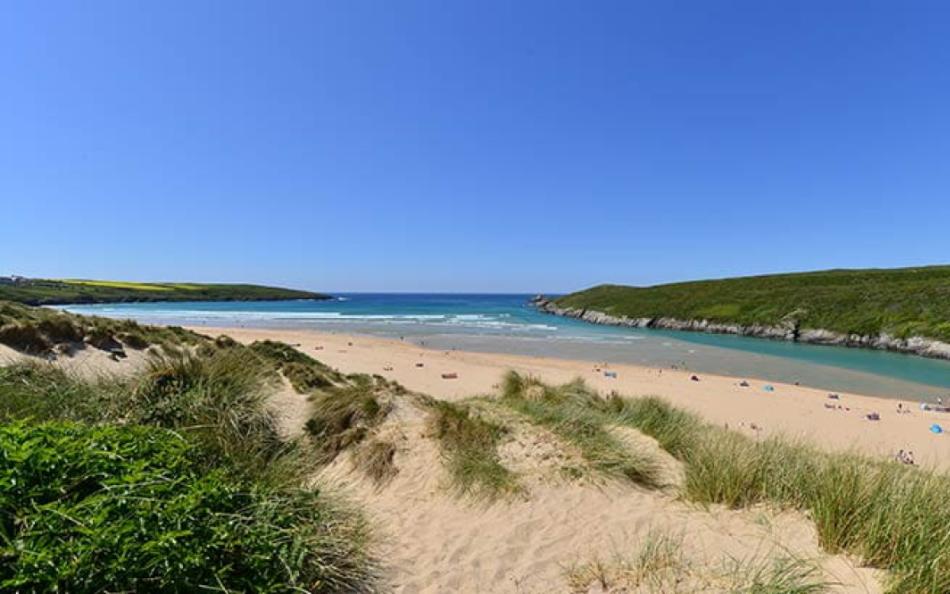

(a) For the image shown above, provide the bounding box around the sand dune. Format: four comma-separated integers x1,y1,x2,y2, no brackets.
187,326,923,592
314,371,881,593
7,326,937,592
193,326,950,472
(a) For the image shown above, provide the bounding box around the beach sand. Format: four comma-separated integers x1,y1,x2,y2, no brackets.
8,327,942,592
175,326,950,592
194,326,950,472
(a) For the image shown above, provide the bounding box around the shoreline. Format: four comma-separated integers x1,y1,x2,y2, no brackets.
533,297,950,362
189,325,950,472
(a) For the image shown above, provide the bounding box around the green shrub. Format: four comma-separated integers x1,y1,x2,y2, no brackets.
0,422,374,593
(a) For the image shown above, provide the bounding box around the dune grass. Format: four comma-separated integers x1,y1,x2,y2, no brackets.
503,375,950,592
526,379,950,594
306,380,392,464
0,299,204,355
250,339,344,392
425,400,520,499
566,529,828,593
499,372,663,488
0,346,378,591
353,438,399,486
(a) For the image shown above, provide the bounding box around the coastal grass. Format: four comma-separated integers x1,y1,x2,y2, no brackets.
305,382,392,464
554,264,950,343
566,529,828,593
353,438,399,486
0,348,301,485
0,299,204,355
523,378,950,593
502,375,950,591
250,339,345,392
425,400,519,499
0,346,377,592
499,372,663,489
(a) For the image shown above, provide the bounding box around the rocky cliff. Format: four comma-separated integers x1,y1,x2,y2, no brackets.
531,296,950,361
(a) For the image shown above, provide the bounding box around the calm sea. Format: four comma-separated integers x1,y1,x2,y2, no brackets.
60,294,950,400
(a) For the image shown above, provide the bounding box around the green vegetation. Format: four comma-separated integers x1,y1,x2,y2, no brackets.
553,265,950,342
0,422,372,593
515,376,950,593
0,335,377,591
250,339,345,391
500,372,662,488
0,278,328,305
305,377,393,464
425,400,519,499
0,299,204,354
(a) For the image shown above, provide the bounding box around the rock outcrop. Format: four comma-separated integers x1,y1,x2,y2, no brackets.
530,296,950,361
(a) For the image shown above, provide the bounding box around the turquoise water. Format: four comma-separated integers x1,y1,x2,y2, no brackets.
60,294,950,400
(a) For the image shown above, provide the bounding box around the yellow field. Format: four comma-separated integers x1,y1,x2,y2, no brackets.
60,280,176,292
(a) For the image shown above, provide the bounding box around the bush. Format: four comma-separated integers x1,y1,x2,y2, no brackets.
0,422,375,593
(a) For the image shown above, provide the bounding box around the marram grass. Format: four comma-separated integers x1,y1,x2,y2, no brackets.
514,374,950,594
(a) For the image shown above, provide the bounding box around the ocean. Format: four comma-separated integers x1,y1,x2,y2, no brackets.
60,294,950,400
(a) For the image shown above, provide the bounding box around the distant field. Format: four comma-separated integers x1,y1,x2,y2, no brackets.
554,266,950,343
0,279,329,305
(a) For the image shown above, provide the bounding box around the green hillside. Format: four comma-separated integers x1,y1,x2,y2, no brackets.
0,278,329,305
553,266,950,342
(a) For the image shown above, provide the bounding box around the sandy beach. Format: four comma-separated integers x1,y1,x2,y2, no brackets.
173,325,938,592
193,326,950,473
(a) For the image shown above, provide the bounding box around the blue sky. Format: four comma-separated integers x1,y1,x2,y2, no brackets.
2,1,948,292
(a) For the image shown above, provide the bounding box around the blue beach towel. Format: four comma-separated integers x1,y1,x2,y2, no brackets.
763,385,775,392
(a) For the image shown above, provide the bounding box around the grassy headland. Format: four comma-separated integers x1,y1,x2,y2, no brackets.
0,277,329,305
548,265,950,348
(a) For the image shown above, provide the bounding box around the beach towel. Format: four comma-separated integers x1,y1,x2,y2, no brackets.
763,385,775,392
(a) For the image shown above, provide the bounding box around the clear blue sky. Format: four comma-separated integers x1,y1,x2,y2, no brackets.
2,1,948,292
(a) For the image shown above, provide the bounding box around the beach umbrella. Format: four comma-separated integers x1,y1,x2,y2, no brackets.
930,424,944,434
